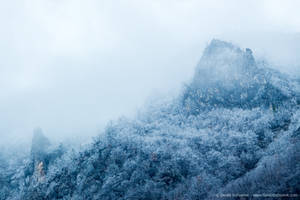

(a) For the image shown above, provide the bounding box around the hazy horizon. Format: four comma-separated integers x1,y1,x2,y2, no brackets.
1,0,300,145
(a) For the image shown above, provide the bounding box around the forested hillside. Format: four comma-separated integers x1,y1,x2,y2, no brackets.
1,40,300,200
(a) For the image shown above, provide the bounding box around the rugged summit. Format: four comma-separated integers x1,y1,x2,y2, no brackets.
183,39,296,114
193,39,256,85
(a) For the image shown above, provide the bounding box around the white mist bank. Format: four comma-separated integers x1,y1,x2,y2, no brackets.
0,0,299,146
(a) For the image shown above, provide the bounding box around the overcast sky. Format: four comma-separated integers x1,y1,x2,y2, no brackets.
1,0,300,144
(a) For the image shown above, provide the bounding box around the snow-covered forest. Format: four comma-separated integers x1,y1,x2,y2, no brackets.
1,40,299,199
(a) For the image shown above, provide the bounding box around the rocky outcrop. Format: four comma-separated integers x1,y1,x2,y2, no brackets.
182,39,296,114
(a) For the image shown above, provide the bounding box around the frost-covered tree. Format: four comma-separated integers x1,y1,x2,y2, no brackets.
2,39,300,200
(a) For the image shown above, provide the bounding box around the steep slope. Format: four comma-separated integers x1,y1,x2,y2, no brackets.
2,40,300,200
183,39,296,114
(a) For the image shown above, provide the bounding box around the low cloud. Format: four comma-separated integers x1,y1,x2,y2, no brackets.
0,0,299,144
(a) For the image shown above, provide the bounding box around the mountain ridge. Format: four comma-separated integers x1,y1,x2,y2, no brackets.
1,39,300,200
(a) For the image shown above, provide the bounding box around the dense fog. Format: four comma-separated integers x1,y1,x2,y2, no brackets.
1,1,300,199
1,0,300,145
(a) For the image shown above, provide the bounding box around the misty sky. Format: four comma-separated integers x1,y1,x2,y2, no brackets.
1,0,300,144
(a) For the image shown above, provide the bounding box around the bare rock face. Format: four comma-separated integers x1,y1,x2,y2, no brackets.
183,39,294,113
193,39,256,87
31,128,50,162
30,128,50,182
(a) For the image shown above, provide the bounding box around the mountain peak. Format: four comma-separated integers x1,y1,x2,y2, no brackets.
184,40,293,112
193,39,256,87
206,39,239,53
